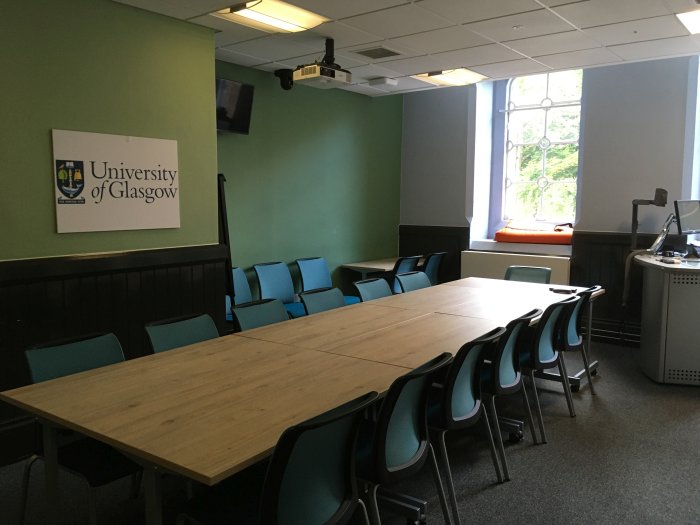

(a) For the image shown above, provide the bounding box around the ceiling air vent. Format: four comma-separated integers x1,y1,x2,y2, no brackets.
354,46,401,59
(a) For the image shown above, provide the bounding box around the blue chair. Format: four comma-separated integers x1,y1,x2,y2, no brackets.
21,333,142,525
395,271,432,293
253,261,306,318
429,328,505,524
296,256,360,305
356,353,453,525
480,309,541,481
145,313,219,353
420,251,447,285
177,391,379,525
231,299,290,332
226,267,254,322
519,296,579,443
504,265,552,284
387,255,421,293
353,278,393,302
300,287,346,315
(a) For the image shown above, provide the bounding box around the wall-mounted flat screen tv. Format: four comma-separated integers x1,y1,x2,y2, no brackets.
215,78,254,134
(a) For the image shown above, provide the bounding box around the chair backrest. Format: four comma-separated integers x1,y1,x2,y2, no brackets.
487,309,541,394
232,266,253,305
422,252,447,285
353,278,393,302
372,353,452,485
296,257,333,292
26,333,125,383
527,296,578,368
566,285,602,349
390,256,421,292
396,271,432,293
300,287,346,315
231,299,289,332
254,262,296,304
259,391,378,525
504,265,552,284
145,314,219,353
440,327,505,430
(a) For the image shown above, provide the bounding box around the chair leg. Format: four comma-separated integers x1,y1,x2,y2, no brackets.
356,498,372,525
366,482,382,525
579,346,596,395
557,357,576,417
129,470,142,500
486,395,510,481
480,409,503,483
428,443,453,525
19,455,40,525
436,430,460,525
527,371,547,444
519,380,540,446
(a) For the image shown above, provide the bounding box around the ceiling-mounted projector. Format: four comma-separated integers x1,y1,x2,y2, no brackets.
276,38,351,90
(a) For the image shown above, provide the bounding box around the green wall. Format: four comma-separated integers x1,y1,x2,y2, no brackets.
216,62,403,286
0,0,218,261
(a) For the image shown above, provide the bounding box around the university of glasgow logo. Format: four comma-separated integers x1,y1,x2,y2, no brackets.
56,160,86,204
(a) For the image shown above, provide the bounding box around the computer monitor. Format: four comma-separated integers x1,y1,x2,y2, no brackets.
674,200,700,235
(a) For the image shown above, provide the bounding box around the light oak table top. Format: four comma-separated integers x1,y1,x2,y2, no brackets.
0,335,403,486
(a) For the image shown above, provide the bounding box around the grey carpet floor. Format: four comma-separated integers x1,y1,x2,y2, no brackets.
1,342,699,524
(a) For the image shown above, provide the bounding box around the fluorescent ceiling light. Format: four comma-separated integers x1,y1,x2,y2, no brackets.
413,68,487,87
677,10,700,34
214,0,328,33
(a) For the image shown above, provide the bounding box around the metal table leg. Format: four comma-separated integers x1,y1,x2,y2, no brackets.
143,464,163,525
41,420,60,525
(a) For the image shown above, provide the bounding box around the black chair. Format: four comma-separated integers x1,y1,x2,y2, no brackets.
519,296,579,444
480,309,541,481
145,313,219,353
428,328,505,525
386,255,421,293
231,298,290,332
561,285,602,395
299,286,346,315
420,252,447,285
353,278,393,302
20,333,142,525
356,353,453,525
177,391,379,525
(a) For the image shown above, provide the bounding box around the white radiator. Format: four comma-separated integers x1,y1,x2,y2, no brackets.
461,250,570,284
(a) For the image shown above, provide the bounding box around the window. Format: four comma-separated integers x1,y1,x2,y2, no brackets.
500,70,582,224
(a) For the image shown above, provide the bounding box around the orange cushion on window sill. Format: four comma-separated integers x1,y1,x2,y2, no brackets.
494,227,573,245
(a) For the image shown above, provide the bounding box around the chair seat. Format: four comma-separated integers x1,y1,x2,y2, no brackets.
284,302,306,318
343,295,361,306
57,437,141,487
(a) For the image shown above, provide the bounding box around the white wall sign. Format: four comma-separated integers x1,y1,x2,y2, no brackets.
52,129,180,233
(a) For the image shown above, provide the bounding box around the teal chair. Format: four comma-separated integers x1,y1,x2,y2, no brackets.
395,271,432,293
226,267,254,322
296,257,360,305
231,299,289,332
21,333,142,525
420,252,447,285
428,328,505,524
387,255,421,293
504,265,552,284
177,391,379,525
254,261,306,318
519,296,579,444
145,313,219,353
353,278,393,302
480,309,541,481
300,287,346,315
356,353,453,525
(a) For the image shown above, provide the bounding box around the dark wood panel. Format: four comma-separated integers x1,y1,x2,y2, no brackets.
398,225,470,283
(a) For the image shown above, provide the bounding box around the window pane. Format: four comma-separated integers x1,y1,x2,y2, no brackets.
547,70,582,103
507,145,543,183
507,108,544,144
546,107,580,143
544,144,579,181
541,181,577,221
504,181,538,220
509,74,547,108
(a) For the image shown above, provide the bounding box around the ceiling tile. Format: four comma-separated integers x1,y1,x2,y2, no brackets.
347,63,409,82
386,25,491,55
466,9,576,41
470,58,551,79
609,35,700,61
506,30,601,57
189,14,267,47
551,0,672,29
583,15,688,46
285,0,410,21
437,44,524,67
416,0,542,24
376,54,457,75
215,48,266,67
221,35,321,62
341,4,452,39
342,41,423,63
536,47,622,69
308,21,383,48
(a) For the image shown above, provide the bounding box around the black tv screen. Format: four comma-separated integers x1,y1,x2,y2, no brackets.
215,78,254,134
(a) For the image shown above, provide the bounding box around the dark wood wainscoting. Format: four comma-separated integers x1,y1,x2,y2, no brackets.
398,225,469,283
570,230,685,345
0,244,229,465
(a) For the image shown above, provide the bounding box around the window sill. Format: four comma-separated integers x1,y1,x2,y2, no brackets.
469,239,572,257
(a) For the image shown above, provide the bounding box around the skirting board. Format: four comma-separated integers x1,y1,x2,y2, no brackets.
461,250,570,284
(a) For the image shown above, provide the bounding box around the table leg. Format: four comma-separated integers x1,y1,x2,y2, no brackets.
143,465,163,525
41,420,60,525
